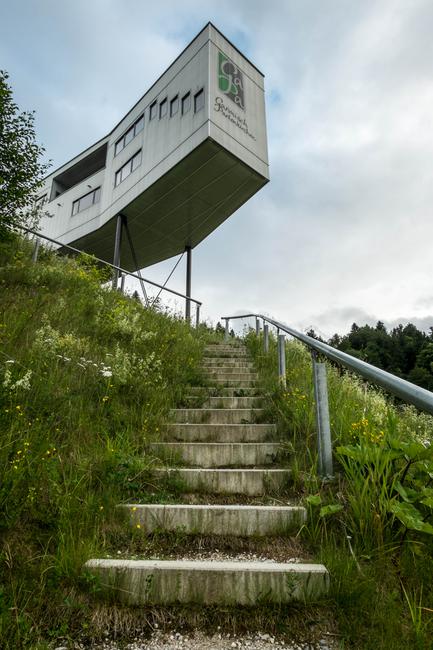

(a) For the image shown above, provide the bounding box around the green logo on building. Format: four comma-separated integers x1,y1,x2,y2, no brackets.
218,51,245,110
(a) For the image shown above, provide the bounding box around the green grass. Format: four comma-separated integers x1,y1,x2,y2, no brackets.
246,330,433,649
0,235,221,648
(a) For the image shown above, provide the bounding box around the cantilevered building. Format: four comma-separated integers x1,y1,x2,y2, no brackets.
37,23,269,276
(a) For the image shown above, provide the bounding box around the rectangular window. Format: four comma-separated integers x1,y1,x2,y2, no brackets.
170,95,179,117
194,88,205,113
149,101,157,120
71,187,101,216
114,113,145,156
134,114,144,134
159,98,167,119
181,92,191,115
115,150,142,187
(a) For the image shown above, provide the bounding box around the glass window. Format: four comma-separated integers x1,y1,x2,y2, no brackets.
114,140,123,156
131,150,142,171
115,150,142,186
124,127,134,147
159,98,167,119
149,101,157,120
170,95,179,117
194,88,205,113
71,187,101,216
134,114,144,134
182,92,191,115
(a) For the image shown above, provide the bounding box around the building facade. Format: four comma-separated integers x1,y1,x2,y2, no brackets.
38,23,269,271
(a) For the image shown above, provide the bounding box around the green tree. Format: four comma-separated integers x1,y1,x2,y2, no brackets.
0,69,50,237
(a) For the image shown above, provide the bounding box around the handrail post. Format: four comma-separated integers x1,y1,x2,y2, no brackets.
120,272,126,293
311,351,333,477
195,303,200,329
263,323,269,353
32,238,40,263
224,318,229,341
278,334,286,388
255,317,260,336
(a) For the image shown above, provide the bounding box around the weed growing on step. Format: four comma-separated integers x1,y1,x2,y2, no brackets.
0,235,213,648
246,329,433,648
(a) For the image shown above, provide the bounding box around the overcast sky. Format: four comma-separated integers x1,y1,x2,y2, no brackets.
2,0,433,336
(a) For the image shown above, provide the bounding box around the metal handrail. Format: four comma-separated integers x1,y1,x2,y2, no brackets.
222,313,433,416
17,225,202,307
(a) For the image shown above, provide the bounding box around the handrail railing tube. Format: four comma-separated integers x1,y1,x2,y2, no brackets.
222,313,433,416
17,225,202,307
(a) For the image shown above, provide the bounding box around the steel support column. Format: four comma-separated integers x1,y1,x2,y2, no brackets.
112,214,123,290
185,245,192,321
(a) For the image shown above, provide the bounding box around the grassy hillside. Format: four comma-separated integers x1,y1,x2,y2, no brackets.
246,333,433,649
0,235,209,648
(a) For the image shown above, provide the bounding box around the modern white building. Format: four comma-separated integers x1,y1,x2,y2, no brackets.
37,23,269,292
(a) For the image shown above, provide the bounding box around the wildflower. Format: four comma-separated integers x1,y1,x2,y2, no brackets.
99,506,104,511
102,396,109,403
101,370,113,378
136,524,141,529
5,359,15,364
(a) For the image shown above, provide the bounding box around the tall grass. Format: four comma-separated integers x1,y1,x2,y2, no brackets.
0,235,213,648
246,328,433,648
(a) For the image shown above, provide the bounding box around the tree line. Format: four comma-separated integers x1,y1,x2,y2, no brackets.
308,322,433,391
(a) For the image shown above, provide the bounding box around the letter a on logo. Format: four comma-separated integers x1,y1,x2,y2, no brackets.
218,51,245,110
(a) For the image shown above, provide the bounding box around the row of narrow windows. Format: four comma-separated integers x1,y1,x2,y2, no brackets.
115,88,205,156
68,88,205,216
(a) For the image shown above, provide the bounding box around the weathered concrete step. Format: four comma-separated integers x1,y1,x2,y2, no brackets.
204,349,248,358
184,396,265,408
155,468,291,495
207,380,258,388
150,442,283,467
202,358,254,368
165,423,276,442
186,387,259,397
84,558,329,605
170,408,266,424
203,370,258,380
121,503,307,536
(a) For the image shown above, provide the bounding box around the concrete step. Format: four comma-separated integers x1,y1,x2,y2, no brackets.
170,408,266,424
186,387,259,397
203,368,258,379
203,368,258,378
202,358,254,368
84,558,329,605
184,396,265,408
150,442,283,468
208,375,257,388
165,423,276,442
121,503,307,536
204,349,248,358
155,468,292,495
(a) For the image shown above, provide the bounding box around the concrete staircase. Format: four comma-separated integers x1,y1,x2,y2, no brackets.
85,341,329,605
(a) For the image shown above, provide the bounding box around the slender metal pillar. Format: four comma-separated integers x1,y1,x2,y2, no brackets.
311,351,333,477
278,334,286,388
195,303,201,328
120,273,126,294
255,317,260,336
32,238,40,263
224,318,230,341
263,323,269,353
185,245,192,321
112,214,123,290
